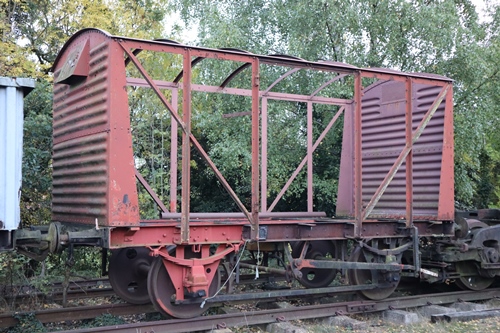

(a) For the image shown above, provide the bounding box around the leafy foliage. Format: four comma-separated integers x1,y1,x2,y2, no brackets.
2,0,170,75
175,0,500,208
81,313,125,328
0,251,33,285
20,80,53,226
9,312,46,333
0,0,38,77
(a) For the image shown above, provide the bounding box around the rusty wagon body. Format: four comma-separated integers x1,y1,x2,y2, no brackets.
12,29,500,319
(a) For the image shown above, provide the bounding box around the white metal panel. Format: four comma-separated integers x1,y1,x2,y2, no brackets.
0,77,35,236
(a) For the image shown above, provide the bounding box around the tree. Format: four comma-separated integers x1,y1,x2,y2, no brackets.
20,80,53,227
0,0,37,77
174,0,500,209
4,0,169,75
0,0,175,224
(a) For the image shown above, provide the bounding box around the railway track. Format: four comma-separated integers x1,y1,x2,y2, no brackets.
0,278,113,306
0,303,155,329
2,287,500,332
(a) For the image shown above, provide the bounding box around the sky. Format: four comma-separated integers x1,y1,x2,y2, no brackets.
472,0,498,21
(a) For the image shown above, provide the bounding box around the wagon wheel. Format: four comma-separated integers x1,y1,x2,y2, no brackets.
455,261,494,290
455,220,494,290
108,247,153,304
147,257,221,318
291,240,338,288
348,243,400,300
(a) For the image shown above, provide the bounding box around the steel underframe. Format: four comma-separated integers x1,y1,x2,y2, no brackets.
104,36,455,301
109,219,453,247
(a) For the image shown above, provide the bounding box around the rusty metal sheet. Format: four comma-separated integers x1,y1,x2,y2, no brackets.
108,219,453,247
337,80,452,221
109,224,244,248
52,30,139,227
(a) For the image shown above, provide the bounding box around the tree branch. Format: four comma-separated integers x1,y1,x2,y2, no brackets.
323,3,339,62
455,66,500,106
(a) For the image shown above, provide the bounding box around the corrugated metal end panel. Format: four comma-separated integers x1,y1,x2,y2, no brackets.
0,78,35,233
52,31,139,227
52,32,112,226
336,80,448,220
362,81,446,219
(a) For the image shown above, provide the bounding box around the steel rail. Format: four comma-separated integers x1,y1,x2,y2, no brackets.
1,278,111,303
2,287,114,305
0,278,109,293
0,303,156,328
32,288,500,333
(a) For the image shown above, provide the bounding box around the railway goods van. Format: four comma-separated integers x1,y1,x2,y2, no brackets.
6,29,500,319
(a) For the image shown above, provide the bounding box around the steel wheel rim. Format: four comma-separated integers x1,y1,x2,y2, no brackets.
348,245,399,300
108,247,152,304
292,241,338,288
147,257,221,318
455,221,494,290
455,261,493,291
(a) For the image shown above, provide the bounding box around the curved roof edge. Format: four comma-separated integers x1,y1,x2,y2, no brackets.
51,28,453,82
51,28,112,72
